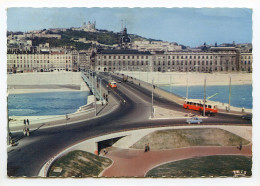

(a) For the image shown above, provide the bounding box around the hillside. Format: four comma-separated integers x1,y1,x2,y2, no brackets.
31,29,161,50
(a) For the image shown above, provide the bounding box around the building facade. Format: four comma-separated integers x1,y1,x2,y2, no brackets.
92,47,252,73
94,50,152,72
7,52,74,73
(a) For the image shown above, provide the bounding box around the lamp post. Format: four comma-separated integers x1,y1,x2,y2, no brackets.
151,79,154,118
203,77,206,117
228,76,231,112
94,75,97,116
186,78,189,99
99,78,105,102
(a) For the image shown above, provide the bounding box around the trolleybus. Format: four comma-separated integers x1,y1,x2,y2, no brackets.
108,80,117,88
183,99,218,113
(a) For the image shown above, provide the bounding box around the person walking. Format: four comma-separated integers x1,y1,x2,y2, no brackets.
239,142,242,151
26,128,30,136
27,119,29,125
144,144,147,152
23,127,27,136
24,119,26,125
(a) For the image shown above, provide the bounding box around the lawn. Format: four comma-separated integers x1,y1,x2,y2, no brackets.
48,150,112,177
146,155,252,177
130,128,250,150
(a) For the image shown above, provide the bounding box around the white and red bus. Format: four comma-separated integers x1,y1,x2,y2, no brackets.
183,99,218,113
108,80,117,88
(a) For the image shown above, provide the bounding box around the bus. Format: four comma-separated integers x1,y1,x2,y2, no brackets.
183,99,218,113
108,80,117,88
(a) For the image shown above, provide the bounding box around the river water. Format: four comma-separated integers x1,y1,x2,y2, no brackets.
160,84,252,109
8,91,90,116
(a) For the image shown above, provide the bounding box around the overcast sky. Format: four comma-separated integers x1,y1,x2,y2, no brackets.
7,8,252,47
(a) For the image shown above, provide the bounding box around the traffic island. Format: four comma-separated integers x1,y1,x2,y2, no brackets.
48,150,112,177
146,155,252,177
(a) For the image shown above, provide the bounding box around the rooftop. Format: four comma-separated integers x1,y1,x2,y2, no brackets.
98,49,151,55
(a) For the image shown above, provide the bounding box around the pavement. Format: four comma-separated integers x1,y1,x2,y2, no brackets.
101,144,252,177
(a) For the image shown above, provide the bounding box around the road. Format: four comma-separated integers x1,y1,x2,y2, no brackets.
7,72,251,177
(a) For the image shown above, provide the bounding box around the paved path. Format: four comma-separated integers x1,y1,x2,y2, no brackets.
101,145,252,177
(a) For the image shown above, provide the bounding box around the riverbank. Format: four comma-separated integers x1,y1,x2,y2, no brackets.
119,71,252,86
7,72,89,94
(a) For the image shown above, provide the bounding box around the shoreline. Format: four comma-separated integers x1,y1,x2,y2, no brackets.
7,88,87,95
119,71,252,86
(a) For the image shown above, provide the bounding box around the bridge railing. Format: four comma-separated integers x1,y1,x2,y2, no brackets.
81,72,103,101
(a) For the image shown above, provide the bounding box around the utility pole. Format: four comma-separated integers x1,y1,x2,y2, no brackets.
94,75,97,116
170,75,172,93
203,77,206,117
7,96,10,145
186,78,189,99
151,79,154,118
228,76,231,112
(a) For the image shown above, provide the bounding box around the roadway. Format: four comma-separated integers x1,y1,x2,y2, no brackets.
7,72,251,177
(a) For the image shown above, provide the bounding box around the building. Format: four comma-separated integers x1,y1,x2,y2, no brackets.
7,51,74,73
94,49,152,72
72,21,97,32
240,52,253,72
92,47,252,73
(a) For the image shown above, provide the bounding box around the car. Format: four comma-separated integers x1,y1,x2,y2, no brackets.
186,117,203,124
241,114,252,120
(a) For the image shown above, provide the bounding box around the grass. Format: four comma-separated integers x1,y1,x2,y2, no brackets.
130,128,250,150
146,155,252,177
48,150,112,177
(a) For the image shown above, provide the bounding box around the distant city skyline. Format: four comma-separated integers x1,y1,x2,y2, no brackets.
7,8,252,47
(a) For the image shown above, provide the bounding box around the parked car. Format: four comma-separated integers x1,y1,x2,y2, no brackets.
242,114,252,121
186,117,203,124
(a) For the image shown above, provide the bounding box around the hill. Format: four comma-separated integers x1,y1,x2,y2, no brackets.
31,29,162,50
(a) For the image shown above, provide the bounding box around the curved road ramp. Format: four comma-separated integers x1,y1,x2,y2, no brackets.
42,125,252,178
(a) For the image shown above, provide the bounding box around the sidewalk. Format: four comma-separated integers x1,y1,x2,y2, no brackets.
101,144,252,177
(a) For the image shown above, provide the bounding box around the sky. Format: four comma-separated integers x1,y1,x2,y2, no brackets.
7,8,252,47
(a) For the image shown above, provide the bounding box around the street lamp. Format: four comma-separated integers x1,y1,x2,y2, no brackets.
151,78,154,118
99,77,105,102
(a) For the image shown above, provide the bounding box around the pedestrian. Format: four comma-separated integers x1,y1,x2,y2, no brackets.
144,144,147,152
23,127,27,136
24,119,26,125
239,142,242,151
26,128,30,136
104,148,108,155
27,119,29,125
